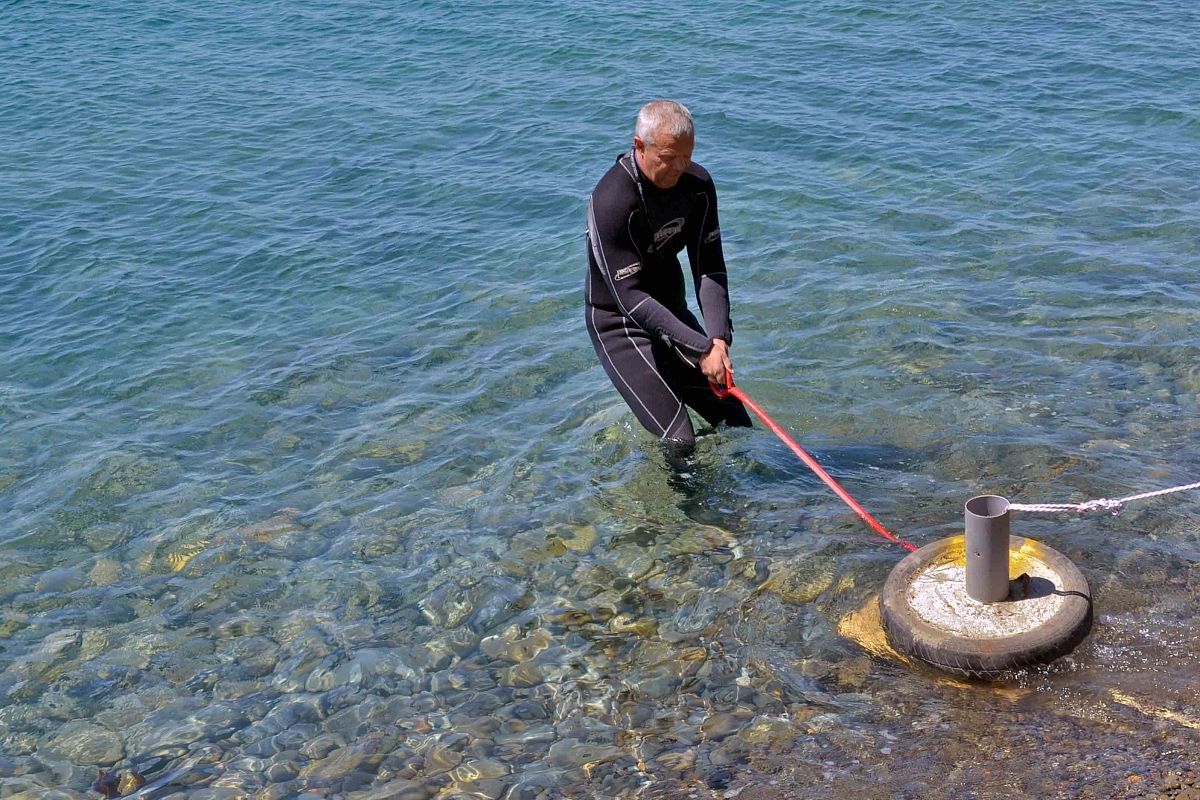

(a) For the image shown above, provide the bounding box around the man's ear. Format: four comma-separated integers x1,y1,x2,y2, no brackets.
632,135,645,153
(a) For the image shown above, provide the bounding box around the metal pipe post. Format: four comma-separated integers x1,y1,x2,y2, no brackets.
965,495,1011,603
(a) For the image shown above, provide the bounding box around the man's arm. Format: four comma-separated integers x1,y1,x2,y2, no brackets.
687,173,733,347
587,195,713,357
684,172,736,385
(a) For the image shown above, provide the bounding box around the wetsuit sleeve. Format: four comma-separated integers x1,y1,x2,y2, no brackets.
587,195,714,356
688,177,733,345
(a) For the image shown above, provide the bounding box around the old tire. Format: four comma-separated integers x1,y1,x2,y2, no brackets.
880,535,1092,680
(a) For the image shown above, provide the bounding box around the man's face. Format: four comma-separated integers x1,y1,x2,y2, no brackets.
634,129,694,189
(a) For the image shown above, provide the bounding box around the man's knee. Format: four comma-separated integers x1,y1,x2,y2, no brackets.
662,435,696,465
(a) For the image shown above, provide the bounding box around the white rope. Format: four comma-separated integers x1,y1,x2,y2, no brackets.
1008,480,1200,515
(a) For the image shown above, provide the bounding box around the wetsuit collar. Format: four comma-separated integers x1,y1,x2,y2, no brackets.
627,147,648,217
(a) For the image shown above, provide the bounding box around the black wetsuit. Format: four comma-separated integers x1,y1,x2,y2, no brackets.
585,150,751,447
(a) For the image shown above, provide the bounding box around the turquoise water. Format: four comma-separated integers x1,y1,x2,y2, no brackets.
3,1,1200,797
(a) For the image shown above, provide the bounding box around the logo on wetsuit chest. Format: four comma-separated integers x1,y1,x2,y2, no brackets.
649,217,686,252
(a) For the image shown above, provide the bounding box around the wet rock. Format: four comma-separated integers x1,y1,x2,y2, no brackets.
0,552,45,584
8,629,81,681
544,523,598,554
420,576,532,634
265,760,299,783
450,715,501,741
68,631,114,673
322,693,393,736
271,646,335,693
3,780,91,800
225,755,268,774
468,577,533,634
608,614,658,637
42,721,124,766
498,662,544,688
86,597,137,626
633,675,680,700
376,748,422,783
452,689,510,719
300,733,346,761
480,626,553,663
301,740,389,788
216,634,278,679
760,555,836,604
75,523,128,557
508,528,566,564
836,656,871,689
335,648,414,691
423,743,463,774
271,608,336,644
660,523,734,557
256,782,302,800
504,772,564,799
94,769,122,798
345,780,432,800
510,700,550,721
123,698,232,755
420,581,474,628
661,587,726,642
429,668,466,695
212,678,263,701
493,721,557,754
738,716,796,745
94,694,153,731
616,701,655,729
67,664,136,707
304,653,365,693
238,508,304,543
117,768,146,795
368,647,424,684
654,748,696,773
39,685,84,721
215,613,266,639
730,556,771,585
447,758,510,798
239,695,324,744
545,740,624,770
701,712,750,742
242,725,321,758
0,609,31,638
419,628,479,670
88,559,124,587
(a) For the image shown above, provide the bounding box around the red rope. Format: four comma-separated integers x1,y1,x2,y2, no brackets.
713,374,916,552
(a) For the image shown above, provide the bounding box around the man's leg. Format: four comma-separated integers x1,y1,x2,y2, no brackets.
587,308,697,449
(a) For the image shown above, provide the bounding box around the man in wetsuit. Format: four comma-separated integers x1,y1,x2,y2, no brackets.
585,100,751,453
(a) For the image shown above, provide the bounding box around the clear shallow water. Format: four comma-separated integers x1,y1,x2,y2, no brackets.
2,1,1199,797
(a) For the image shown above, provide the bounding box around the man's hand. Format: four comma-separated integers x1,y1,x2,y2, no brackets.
699,339,733,387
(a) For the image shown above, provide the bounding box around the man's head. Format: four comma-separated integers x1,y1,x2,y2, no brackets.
633,100,695,190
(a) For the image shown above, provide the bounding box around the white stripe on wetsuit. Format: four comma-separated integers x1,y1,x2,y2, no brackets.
587,198,686,438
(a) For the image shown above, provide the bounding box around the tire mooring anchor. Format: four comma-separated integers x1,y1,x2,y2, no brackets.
880,494,1093,679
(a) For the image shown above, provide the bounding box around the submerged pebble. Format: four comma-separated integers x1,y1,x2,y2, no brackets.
42,722,124,766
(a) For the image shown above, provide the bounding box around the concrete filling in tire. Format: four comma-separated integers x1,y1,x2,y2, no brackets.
906,550,1065,638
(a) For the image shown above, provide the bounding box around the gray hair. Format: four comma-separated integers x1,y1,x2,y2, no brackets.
635,100,694,144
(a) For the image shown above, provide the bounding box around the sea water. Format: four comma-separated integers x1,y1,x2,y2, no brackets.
2,1,1199,797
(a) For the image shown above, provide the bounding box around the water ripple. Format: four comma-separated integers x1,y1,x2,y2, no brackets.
3,0,1200,797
